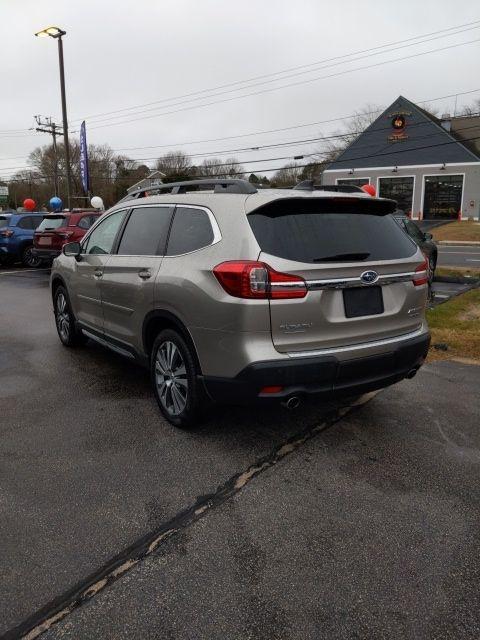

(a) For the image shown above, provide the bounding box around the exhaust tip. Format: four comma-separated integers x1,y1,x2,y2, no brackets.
283,396,301,410
406,368,418,379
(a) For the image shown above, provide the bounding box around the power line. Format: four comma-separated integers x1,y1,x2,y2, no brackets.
4,119,480,174
84,38,480,131
68,20,480,125
3,134,480,183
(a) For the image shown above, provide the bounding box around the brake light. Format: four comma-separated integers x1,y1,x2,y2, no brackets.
0,229,13,237
213,261,307,299
56,230,74,239
412,259,429,286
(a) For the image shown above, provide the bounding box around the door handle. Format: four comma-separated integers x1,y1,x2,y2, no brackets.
94,268,103,278
138,269,152,280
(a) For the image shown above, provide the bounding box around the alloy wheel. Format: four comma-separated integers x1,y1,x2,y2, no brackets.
154,341,188,416
56,293,70,342
23,247,41,268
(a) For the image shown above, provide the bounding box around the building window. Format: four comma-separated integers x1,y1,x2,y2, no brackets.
378,177,414,215
423,175,463,220
337,178,369,187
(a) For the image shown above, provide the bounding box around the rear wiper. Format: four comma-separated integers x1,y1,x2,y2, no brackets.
313,252,371,262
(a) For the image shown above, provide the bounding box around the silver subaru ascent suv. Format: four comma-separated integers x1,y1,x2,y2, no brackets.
51,179,430,428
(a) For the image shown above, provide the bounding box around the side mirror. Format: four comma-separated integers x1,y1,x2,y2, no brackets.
424,232,433,241
63,241,82,259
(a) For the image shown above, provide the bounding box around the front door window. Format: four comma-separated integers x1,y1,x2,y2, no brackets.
83,210,127,254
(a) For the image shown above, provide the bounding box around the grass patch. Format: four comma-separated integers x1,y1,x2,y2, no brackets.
427,288,480,362
435,266,480,280
432,220,480,242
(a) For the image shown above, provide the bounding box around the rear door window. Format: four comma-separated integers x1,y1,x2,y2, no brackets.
248,198,416,263
166,207,214,256
117,206,174,256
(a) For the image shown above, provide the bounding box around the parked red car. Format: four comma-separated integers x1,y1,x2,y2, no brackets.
33,210,101,264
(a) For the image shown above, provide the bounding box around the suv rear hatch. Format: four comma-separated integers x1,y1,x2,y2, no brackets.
247,196,427,354
34,215,70,250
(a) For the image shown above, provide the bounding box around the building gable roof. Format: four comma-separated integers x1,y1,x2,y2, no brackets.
325,95,480,171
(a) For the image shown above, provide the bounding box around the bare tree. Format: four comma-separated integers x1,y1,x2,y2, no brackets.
271,163,304,188
317,103,382,163
458,98,480,116
155,151,193,181
194,156,245,179
11,141,146,209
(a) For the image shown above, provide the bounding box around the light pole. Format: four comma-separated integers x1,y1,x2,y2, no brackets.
35,26,72,210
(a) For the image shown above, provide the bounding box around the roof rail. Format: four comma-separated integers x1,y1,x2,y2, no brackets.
293,180,364,193
122,178,257,201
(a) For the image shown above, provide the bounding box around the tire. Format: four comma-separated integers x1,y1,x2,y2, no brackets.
21,245,42,268
428,255,437,283
151,329,203,429
53,285,86,347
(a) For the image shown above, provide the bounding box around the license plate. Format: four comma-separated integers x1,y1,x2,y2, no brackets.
343,286,384,318
38,237,51,245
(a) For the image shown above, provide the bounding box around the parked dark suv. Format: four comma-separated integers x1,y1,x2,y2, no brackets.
33,210,101,264
393,211,437,282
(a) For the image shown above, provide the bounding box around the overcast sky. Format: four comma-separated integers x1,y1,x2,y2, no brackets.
1,0,479,182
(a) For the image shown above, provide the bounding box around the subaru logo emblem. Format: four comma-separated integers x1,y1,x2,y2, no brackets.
360,270,379,284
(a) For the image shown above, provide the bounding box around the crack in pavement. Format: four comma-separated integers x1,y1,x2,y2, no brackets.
2,392,377,640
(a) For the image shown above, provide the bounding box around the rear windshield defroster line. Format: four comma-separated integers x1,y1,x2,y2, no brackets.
247,198,416,264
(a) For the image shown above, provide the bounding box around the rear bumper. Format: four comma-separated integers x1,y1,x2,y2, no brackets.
202,331,430,404
32,247,61,260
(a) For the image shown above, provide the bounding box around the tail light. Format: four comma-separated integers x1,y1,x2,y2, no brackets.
214,261,307,299
0,229,14,237
412,259,429,286
56,231,74,239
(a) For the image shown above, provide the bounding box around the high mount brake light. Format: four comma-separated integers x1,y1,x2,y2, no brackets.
213,261,307,299
413,259,429,286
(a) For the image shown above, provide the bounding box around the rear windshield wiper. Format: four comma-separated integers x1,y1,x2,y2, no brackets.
313,252,371,262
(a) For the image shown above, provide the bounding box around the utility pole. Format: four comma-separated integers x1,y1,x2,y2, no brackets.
34,27,72,209
35,115,62,197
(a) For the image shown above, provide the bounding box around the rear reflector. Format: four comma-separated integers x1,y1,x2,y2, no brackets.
412,259,429,286
260,386,284,394
213,261,307,299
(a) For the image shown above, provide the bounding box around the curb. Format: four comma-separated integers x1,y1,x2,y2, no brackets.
437,240,480,246
434,275,480,285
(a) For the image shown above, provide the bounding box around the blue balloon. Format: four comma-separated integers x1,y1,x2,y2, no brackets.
49,196,63,211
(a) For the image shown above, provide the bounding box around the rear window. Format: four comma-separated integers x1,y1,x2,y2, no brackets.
248,198,416,263
37,216,68,231
0,217,10,228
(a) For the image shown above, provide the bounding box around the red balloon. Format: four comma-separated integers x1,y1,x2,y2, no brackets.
23,198,36,211
361,184,376,197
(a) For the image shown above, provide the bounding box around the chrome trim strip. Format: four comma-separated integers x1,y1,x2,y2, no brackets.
306,271,416,290
286,326,426,358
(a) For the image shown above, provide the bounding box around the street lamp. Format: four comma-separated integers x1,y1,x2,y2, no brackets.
35,26,72,210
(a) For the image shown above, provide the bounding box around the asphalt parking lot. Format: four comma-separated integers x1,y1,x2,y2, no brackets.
1,268,480,639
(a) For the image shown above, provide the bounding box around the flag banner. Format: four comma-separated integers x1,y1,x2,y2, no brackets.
79,121,90,194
